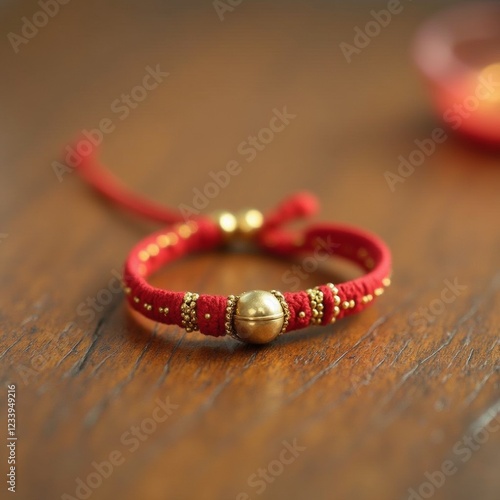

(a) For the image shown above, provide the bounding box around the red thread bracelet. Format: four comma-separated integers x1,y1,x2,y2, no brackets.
74,142,392,344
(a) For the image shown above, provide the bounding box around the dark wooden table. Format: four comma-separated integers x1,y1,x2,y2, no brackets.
1,1,499,499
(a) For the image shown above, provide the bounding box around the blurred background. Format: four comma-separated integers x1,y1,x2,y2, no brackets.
1,1,500,500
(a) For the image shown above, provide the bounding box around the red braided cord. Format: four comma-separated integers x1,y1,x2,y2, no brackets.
77,145,184,224
73,141,392,338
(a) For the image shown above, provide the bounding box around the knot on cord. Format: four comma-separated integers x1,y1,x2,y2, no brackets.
72,142,319,244
256,192,319,249
261,192,318,232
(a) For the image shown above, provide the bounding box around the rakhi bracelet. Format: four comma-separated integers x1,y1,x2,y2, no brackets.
74,141,392,344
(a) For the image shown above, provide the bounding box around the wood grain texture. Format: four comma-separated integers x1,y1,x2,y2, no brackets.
1,1,499,499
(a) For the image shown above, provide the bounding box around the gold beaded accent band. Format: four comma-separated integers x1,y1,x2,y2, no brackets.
307,287,324,326
326,283,341,323
225,294,239,339
270,290,290,334
181,291,199,332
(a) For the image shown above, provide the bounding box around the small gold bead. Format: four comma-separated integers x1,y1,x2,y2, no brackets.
138,250,149,262
382,277,391,287
333,306,340,316
157,234,170,248
212,211,238,238
236,209,264,237
159,307,163,313
349,300,355,308
133,297,140,303
204,313,211,320
168,232,179,246
374,288,384,296
146,243,159,257
178,224,192,239
124,287,131,295
147,305,152,311
362,296,369,304
330,316,336,324
298,311,306,319
342,301,350,310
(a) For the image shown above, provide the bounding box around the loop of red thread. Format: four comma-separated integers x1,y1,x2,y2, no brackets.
73,141,392,338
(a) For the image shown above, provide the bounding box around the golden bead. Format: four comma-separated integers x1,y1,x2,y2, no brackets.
374,288,384,296
210,209,263,242
211,211,237,239
178,224,192,239
157,234,170,248
342,301,350,310
298,311,306,319
167,232,179,246
146,243,159,257
235,209,263,238
138,250,149,262
204,313,211,320
382,277,391,287
233,290,284,344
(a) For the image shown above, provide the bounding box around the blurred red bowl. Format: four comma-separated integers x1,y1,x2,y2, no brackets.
414,2,500,145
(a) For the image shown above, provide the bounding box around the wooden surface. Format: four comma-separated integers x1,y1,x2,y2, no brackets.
1,1,499,499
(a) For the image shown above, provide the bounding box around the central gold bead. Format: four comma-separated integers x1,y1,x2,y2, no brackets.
233,290,284,344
